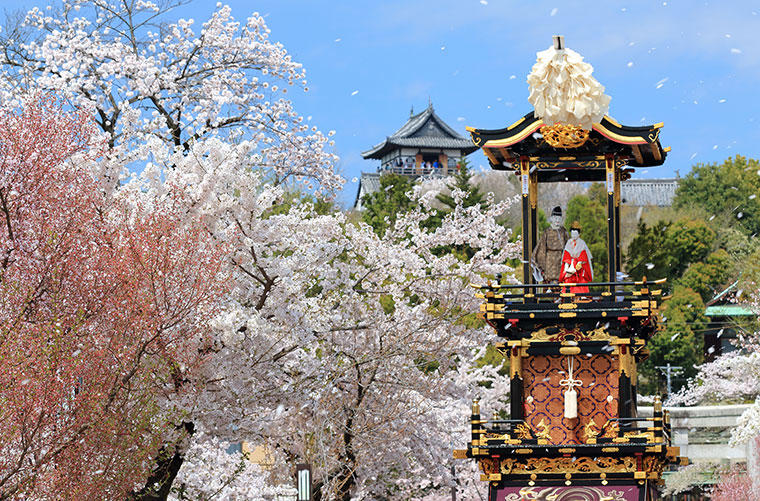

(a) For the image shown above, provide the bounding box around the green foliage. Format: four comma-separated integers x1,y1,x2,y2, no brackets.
379,294,395,315
436,157,487,211
475,344,508,376
640,286,706,395
625,218,717,286
415,356,440,374
665,218,716,277
361,173,416,236
717,226,760,264
265,190,335,218
624,220,670,281
674,155,760,236
678,249,731,302
565,184,607,280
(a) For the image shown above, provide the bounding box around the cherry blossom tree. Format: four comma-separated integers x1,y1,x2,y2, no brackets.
145,146,516,499
0,0,340,192
711,465,755,501
0,2,519,499
0,96,226,499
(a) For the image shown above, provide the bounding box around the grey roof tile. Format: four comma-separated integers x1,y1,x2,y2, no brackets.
362,104,477,159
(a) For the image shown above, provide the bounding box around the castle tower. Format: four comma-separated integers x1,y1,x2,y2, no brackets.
354,102,478,210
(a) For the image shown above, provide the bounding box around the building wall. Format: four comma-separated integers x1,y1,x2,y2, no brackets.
639,404,752,463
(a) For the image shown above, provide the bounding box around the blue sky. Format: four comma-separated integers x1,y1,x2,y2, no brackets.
19,1,760,207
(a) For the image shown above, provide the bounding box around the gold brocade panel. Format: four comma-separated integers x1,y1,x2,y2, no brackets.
523,355,618,444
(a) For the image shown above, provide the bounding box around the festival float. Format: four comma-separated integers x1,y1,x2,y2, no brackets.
454,36,688,501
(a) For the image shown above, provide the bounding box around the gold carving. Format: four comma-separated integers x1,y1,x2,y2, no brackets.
584,420,600,443
529,327,610,343
478,457,499,476
534,418,551,441
540,124,590,148
534,159,604,170
619,351,636,384
513,423,533,440
643,456,665,478
624,430,655,441
499,456,636,475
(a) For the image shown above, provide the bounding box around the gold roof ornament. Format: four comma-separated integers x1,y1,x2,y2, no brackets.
540,123,589,148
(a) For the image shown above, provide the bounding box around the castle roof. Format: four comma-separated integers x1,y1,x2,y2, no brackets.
362,104,478,159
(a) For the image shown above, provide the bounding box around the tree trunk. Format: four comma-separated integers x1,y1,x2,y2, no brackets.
128,421,194,501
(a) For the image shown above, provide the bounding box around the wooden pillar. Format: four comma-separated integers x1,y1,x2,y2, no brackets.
415,153,422,174
529,169,538,296
605,155,617,289
519,157,531,286
439,153,448,176
509,345,524,421
529,170,538,265
614,165,622,274
471,399,481,452
618,342,637,419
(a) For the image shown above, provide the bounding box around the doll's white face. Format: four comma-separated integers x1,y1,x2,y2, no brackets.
570,229,579,240
549,215,562,229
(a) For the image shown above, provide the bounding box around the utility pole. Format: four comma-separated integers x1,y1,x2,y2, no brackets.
656,363,683,396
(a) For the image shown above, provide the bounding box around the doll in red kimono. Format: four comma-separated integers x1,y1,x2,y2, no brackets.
559,221,593,294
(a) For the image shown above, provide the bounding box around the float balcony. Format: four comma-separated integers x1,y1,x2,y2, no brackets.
454,398,687,486
473,279,663,339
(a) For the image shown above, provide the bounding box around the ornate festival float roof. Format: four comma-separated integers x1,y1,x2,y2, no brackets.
454,36,686,501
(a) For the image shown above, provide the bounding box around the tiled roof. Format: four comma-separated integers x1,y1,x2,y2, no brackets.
353,172,381,210
362,104,478,159
621,178,679,207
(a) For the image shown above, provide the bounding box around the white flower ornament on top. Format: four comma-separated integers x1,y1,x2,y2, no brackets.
527,36,611,131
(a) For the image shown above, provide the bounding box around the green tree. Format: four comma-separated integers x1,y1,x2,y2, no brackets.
678,249,731,302
639,286,706,395
674,155,760,236
664,218,716,278
625,217,716,287
565,183,608,280
436,158,487,211
361,173,416,236
624,220,671,282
